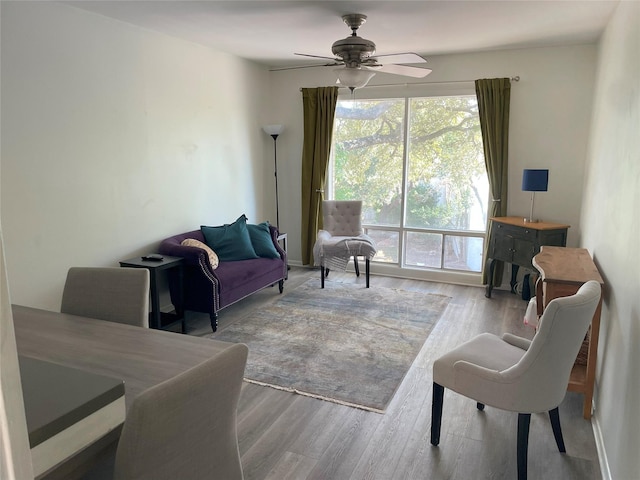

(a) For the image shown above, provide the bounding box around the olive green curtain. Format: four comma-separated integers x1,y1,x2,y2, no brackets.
475,78,511,286
300,87,339,265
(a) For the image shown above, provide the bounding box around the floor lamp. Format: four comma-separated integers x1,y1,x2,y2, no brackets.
522,169,549,223
262,124,284,229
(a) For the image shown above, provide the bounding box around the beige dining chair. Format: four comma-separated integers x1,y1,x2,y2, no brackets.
113,343,249,480
430,280,601,480
312,200,377,288
61,267,150,328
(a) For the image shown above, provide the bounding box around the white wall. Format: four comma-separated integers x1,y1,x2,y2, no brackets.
266,44,597,268
580,1,640,478
1,2,272,310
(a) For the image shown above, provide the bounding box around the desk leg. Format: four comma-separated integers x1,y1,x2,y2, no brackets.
583,298,603,419
149,270,161,329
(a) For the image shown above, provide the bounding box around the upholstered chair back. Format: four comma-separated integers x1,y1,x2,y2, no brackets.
451,280,600,413
114,343,248,480
322,200,363,236
61,267,150,328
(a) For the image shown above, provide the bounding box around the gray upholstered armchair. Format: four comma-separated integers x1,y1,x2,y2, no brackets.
431,280,601,480
312,200,377,288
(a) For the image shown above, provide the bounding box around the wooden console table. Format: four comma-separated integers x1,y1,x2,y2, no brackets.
485,217,569,298
532,246,604,419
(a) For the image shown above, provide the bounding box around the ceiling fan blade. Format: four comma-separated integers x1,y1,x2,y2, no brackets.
369,52,428,64
295,53,341,62
269,62,342,72
376,64,432,78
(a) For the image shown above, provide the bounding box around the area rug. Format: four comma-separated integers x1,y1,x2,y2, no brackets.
207,279,450,413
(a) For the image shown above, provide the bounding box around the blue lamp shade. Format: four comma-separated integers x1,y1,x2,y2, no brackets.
522,169,549,192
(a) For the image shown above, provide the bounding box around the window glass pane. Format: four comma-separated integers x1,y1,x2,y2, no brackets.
366,229,398,263
443,235,484,272
405,232,442,268
405,96,488,231
332,99,405,226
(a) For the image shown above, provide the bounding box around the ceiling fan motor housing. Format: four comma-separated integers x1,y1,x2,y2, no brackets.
332,13,376,68
332,36,376,67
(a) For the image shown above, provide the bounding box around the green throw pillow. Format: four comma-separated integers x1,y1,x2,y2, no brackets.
247,222,281,259
201,214,258,262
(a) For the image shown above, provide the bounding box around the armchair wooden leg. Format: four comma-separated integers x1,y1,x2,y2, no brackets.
353,256,360,277
549,407,566,453
320,266,325,289
209,312,218,333
517,413,531,480
477,402,485,411
365,258,370,288
431,382,444,446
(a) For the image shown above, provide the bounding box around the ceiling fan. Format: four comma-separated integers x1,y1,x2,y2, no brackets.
271,13,432,91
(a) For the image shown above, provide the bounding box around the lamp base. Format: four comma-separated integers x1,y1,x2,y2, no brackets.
524,217,539,223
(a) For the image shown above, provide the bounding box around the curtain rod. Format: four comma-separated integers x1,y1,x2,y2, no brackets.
299,76,520,92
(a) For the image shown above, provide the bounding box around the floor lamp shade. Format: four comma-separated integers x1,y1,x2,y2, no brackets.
522,169,549,223
262,124,284,138
263,125,284,229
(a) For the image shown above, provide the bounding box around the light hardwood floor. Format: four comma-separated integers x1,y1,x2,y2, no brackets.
182,266,602,480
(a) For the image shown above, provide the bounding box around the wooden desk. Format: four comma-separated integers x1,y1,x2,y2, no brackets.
532,246,604,419
12,305,237,479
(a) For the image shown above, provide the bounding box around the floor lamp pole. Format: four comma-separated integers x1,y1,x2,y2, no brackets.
271,134,280,230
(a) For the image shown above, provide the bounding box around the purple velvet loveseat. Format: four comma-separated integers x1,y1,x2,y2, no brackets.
158,225,286,332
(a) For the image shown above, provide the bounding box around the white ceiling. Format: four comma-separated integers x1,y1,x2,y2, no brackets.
65,1,619,67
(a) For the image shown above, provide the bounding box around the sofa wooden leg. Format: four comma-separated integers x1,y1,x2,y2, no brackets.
278,279,284,294
210,313,218,332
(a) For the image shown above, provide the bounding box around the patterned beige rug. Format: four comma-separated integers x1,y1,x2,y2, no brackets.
207,279,450,413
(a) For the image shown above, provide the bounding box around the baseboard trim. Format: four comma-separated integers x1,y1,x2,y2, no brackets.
591,400,612,480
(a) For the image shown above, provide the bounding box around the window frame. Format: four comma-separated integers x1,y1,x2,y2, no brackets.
327,83,488,275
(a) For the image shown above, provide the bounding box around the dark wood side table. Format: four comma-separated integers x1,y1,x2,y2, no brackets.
119,255,185,332
532,246,604,419
485,217,570,298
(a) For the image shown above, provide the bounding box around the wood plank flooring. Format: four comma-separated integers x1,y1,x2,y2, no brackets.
182,267,601,480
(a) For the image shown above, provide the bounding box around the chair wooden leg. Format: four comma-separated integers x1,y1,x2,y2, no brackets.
431,382,444,446
549,407,566,453
320,266,325,288
517,413,531,480
353,256,360,277
365,258,370,288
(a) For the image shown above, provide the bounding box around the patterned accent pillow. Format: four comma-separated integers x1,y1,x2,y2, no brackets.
181,238,219,270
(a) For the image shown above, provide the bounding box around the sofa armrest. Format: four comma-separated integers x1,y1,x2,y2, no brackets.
157,230,218,272
269,225,287,262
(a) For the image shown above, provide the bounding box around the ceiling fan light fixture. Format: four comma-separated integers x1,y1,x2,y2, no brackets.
334,67,375,89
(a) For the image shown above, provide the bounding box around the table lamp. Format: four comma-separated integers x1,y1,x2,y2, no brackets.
522,169,548,223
